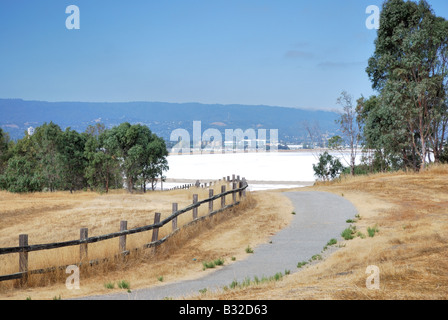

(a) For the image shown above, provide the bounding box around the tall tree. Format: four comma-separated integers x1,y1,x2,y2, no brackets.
335,91,361,176
312,151,344,182
356,95,408,171
32,122,63,191
366,0,448,170
0,128,41,192
84,125,121,193
59,128,88,192
106,123,168,193
0,128,12,175
140,134,169,191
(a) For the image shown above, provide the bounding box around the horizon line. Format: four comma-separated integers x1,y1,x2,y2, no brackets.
0,97,340,113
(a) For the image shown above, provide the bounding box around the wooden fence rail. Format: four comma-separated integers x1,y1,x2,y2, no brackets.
166,174,241,191
0,176,248,283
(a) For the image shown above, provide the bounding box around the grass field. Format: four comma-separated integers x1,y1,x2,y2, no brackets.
1,164,447,300
0,182,293,300
193,164,448,300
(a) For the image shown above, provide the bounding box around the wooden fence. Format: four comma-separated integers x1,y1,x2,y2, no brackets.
0,176,248,284
166,174,243,191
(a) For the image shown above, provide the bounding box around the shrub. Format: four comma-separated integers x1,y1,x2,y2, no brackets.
367,225,379,237
313,151,344,181
104,282,115,289
341,228,354,240
310,254,322,261
202,258,225,270
214,258,225,266
117,280,130,290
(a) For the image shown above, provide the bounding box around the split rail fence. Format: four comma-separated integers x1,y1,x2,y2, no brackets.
166,174,243,191
0,175,248,284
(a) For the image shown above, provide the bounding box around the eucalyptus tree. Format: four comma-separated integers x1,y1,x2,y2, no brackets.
366,0,448,170
140,133,169,192
58,128,88,193
32,122,64,191
106,123,169,193
334,91,362,176
312,151,344,182
84,124,121,193
0,128,12,174
357,94,415,170
0,127,42,192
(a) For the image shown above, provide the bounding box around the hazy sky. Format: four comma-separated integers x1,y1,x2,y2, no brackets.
1,0,448,111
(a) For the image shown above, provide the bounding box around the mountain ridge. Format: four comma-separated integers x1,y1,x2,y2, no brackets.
0,98,339,144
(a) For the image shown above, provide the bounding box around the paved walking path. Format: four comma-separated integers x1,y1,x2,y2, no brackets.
79,191,357,300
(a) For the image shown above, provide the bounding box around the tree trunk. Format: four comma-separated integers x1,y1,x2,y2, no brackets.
420,138,427,171
127,177,133,193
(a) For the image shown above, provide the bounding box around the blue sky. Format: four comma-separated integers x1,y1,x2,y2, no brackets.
1,0,448,111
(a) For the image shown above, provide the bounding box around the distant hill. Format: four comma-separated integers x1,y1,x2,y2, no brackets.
0,99,339,144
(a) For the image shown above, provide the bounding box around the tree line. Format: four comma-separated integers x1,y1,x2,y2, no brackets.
314,0,448,181
0,122,168,193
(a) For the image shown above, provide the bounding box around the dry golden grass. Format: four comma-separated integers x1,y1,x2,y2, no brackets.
2,164,447,300
0,182,293,300
193,164,448,300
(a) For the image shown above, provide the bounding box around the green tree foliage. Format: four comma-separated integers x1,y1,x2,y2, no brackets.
84,124,122,193
357,95,414,171
32,122,64,191
106,123,169,193
0,155,42,192
0,128,12,174
0,122,168,193
140,133,169,192
365,0,448,171
0,128,41,192
441,142,448,163
59,128,88,193
331,91,362,176
313,152,344,181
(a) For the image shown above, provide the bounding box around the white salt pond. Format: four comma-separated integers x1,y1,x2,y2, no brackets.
154,151,360,191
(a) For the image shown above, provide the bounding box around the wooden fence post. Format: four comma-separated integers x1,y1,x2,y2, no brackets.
221,185,226,208
193,194,198,220
172,203,178,231
80,228,88,261
0,177,251,283
119,221,127,254
152,213,161,242
242,177,247,197
232,181,237,204
19,234,28,285
209,189,214,213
